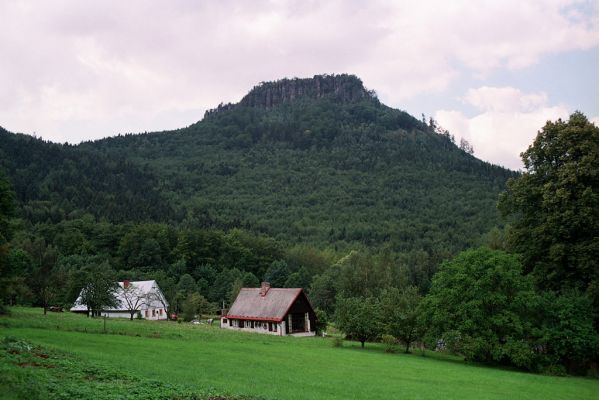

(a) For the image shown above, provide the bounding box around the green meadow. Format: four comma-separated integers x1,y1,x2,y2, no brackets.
1,307,598,400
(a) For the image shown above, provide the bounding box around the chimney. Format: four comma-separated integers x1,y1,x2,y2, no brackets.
124,280,130,289
260,282,271,297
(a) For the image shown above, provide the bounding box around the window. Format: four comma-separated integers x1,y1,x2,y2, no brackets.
152,309,155,317
223,318,228,324
145,310,149,318
159,309,163,315
250,321,254,328
274,324,277,332
229,319,232,326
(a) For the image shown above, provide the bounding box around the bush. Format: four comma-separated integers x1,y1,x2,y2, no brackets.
382,334,398,353
332,337,343,348
314,308,328,335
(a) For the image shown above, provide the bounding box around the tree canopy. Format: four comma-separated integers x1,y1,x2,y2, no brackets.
421,247,540,368
499,112,599,324
335,296,383,348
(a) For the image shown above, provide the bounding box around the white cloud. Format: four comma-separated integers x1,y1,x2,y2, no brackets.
0,0,597,142
436,87,570,170
463,87,548,113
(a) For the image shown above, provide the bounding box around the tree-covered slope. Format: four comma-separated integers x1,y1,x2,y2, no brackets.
0,74,514,253
0,127,173,223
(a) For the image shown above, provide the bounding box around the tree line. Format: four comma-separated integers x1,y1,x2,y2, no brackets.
327,113,599,375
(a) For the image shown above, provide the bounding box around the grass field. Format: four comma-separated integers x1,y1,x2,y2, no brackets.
1,307,598,399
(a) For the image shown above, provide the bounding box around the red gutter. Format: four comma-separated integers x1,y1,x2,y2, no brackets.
224,315,282,322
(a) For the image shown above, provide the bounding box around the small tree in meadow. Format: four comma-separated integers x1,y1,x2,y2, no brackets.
79,262,118,317
182,293,214,322
335,296,382,348
380,286,422,353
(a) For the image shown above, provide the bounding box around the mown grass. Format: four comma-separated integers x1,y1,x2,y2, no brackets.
1,307,598,400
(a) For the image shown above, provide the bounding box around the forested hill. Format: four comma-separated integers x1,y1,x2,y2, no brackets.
0,74,514,253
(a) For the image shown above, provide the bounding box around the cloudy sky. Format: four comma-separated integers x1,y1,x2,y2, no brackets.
1,0,598,170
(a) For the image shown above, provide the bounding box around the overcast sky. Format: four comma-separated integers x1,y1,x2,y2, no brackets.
1,0,598,170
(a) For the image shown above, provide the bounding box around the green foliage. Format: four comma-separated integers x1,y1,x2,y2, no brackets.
335,296,383,348
264,260,290,288
381,334,399,353
177,273,198,296
0,169,15,244
308,267,339,316
0,75,516,325
181,293,214,322
0,170,15,314
380,286,422,353
79,261,119,316
421,247,541,369
498,112,599,315
0,77,513,254
540,290,599,373
314,308,328,335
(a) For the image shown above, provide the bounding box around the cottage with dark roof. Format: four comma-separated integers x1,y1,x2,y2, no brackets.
221,282,316,336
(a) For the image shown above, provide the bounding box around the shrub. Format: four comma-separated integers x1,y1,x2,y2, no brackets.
332,337,343,348
382,334,398,353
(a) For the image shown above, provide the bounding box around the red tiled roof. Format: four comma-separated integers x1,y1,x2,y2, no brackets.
226,288,303,322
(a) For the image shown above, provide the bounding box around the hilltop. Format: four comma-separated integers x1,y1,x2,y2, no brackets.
0,74,514,254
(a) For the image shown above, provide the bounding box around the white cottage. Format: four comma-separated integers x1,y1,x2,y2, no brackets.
70,280,168,320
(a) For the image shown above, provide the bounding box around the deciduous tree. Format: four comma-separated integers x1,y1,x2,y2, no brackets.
335,296,382,348
120,282,147,320
421,247,540,368
498,112,599,321
79,261,118,317
380,286,422,353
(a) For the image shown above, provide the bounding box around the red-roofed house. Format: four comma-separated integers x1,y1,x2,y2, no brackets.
221,282,316,336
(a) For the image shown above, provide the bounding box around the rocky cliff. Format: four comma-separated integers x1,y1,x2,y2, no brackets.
240,74,373,109
205,74,374,116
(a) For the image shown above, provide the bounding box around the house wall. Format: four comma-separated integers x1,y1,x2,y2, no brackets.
220,318,286,336
140,306,167,320
220,317,316,337
100,311,131,319
96,307,167,320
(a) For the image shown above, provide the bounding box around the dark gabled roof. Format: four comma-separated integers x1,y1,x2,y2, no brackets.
226,288,305,322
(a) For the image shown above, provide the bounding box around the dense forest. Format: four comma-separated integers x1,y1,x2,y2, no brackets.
0,75,516,304
1,75,596,374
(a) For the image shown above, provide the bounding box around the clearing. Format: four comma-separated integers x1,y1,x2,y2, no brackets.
1,307,597,399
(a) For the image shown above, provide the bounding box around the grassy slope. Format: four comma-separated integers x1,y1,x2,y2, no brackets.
2,308,598,400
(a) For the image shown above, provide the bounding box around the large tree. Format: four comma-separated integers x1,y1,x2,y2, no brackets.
498,112,599,314
421,247,540,369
